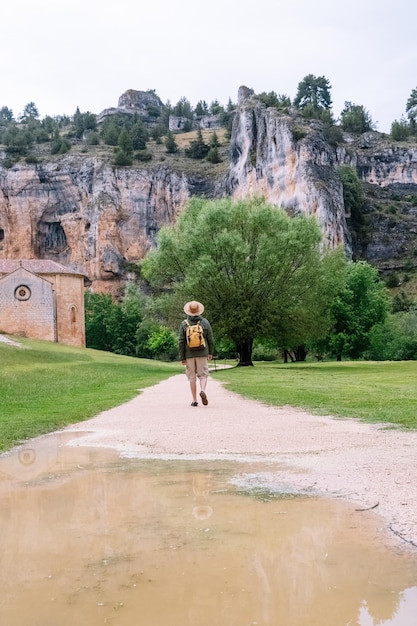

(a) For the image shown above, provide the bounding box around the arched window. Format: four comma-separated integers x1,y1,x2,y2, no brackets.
70,305,77,324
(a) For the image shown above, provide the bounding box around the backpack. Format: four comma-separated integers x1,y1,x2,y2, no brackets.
184,319,206,350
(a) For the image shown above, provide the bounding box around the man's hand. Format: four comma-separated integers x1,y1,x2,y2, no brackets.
208,355,213,361
181,359,187,365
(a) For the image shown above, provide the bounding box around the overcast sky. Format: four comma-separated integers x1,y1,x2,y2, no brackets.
1,0,416,133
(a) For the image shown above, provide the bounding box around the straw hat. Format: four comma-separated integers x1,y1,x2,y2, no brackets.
184,300,204,315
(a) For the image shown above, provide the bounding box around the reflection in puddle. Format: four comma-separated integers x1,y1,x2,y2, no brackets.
0,434,416,626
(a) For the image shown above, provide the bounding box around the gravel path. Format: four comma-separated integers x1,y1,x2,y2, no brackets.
64,372,417,549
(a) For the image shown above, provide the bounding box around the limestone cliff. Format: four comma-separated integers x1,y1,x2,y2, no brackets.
0,160,191,293
227,87,350,252
1,87,417,293
227,88,417,271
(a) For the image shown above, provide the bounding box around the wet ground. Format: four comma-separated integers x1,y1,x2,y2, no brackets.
1,432,417,626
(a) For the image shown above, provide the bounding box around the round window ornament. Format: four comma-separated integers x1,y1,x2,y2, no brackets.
15,285,31,301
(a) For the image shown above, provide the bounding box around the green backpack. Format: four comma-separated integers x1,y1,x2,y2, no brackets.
184,319,206,350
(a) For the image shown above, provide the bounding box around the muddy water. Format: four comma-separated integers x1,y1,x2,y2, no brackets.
0,434,417,626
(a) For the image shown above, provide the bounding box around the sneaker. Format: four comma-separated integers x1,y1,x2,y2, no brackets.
191,401,198,407
199,391,208,406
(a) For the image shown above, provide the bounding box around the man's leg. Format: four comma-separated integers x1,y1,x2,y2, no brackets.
190,379,197,403
185,358,198,405
196,358,209,405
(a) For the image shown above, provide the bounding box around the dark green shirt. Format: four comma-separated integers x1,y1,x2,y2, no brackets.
179,315,215,360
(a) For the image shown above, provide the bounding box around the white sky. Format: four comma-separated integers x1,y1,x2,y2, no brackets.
1,0,416,133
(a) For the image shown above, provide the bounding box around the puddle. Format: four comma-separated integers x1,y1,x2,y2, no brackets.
0,435,417,626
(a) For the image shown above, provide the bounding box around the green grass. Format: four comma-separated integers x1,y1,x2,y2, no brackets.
3,338,417,455
213,360,417,429
0,337,181,452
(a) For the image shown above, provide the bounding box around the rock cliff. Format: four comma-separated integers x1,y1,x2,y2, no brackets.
0,160,191,292
1,87,417,293
227,87,350,252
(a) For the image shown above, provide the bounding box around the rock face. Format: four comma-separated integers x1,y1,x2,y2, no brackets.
1,86,417,293
0,159,190,293
97,89,164,127
227,90,350,252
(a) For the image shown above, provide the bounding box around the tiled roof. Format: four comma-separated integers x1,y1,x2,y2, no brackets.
0,259,89,278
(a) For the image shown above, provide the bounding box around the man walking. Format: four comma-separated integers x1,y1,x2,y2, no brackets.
179,301,214,407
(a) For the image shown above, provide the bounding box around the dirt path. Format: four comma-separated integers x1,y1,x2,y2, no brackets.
63,372,417,549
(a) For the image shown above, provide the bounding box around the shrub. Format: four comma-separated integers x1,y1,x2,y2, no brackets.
207,146,221,163
87,132,100,145
113,149,133,166
252,340,279,361
165,131,178,154
292,127,308,142
135,150,152,161
390,119,410,141
185,128,209,159
146,326,178,361
51,137,71,154
385,272,400,288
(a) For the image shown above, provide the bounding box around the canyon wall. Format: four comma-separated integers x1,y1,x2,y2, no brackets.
1,87,417,293
0,160,191,293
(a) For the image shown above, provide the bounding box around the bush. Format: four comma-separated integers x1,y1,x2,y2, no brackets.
323,124,344,147
87,132,100,145
385,272,400,288
113,149,133,166
207,146,221,163
146,326,178,361
390,119,410,141
367,312,417,360
252,340,279,361
292,127,308,142
165,131,178,154
214,337,237,359
185,128,209,159
135,150,152,161
25,154,40,164
51,137,71,155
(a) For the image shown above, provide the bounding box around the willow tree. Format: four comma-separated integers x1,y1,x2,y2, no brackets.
141,197,344,366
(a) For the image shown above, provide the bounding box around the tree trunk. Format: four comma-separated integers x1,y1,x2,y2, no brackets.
294,345,307,362
237,338,254,366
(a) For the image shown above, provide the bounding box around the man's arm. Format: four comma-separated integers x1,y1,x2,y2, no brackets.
178,322,187,362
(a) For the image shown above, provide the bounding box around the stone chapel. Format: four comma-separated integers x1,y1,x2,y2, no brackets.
0,260,90,347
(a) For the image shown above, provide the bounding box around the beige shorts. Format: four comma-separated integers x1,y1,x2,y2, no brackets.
185,357,209,382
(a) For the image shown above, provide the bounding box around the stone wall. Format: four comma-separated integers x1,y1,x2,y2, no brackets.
0,267,55,341
0,262,86,346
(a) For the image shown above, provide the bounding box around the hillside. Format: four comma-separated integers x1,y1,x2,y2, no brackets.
1,87,417,296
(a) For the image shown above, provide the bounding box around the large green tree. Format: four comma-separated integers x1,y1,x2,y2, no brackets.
293,74,332,114
406,86,417,131
141,197,344,365
340,101,375,134
324,260,390,360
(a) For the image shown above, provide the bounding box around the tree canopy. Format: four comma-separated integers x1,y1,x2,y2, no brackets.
293,74,332,113
406,87,417,127
340,101,375,134
322,260,390,360
141,197,345,365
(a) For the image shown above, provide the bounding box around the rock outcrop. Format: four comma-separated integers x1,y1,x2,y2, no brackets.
1,86,417,293
96,89,164,127
0,159,191,293
228,88,350,252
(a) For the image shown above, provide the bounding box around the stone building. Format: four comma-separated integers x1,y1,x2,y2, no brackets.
0,260,90,347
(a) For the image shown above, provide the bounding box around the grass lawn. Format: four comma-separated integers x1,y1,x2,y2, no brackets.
2,337,417,454
0,337,181,452
213,360,417,429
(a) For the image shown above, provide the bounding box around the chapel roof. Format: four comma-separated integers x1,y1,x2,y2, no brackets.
0,259,89,279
